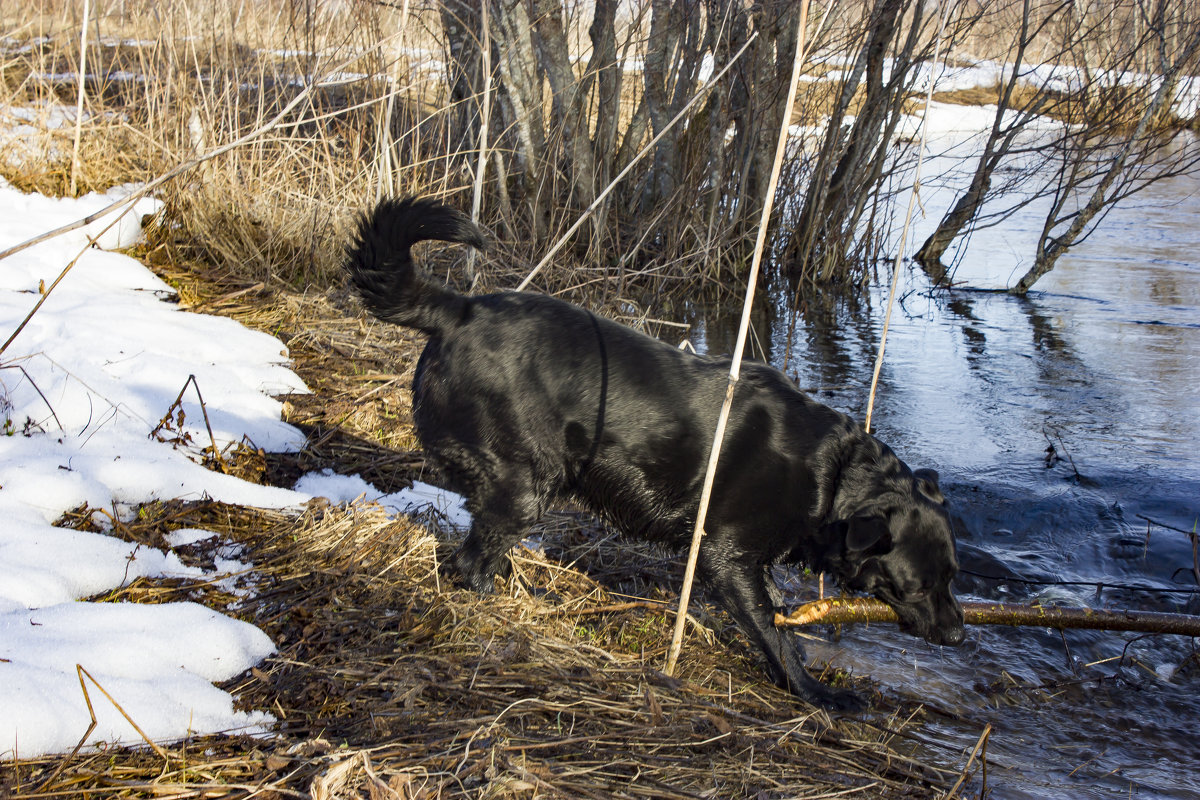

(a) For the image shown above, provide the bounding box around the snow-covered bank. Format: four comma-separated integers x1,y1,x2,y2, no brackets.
0,182,308,757
0,179,473,760
1,603,277,759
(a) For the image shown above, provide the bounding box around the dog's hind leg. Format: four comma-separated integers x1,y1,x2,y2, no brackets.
451,476,540,594
699,547,865,712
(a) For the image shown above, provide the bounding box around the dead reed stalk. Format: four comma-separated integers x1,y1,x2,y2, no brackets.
864,0,954,434
666,0,812,678
68,0,89,196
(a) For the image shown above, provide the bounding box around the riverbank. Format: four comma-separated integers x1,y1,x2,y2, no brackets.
1,230,966,797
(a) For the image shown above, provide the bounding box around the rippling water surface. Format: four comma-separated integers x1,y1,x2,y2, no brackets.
691,169,1199,798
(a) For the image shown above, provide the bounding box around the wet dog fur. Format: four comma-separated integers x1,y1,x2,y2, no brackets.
345,197,965,710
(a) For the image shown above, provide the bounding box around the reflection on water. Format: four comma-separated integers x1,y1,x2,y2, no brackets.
687,172,1200,798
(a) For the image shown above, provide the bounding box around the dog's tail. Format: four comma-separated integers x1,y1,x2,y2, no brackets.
345,196,487,334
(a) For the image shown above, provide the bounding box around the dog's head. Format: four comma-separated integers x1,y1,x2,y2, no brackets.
836,469,965,647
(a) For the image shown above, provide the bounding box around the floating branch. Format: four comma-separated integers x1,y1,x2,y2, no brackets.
775,598,1200,637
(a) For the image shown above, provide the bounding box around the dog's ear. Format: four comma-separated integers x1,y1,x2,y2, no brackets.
913,468,944,504
845,515,893,556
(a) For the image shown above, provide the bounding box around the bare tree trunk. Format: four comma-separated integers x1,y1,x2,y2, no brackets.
438,1,485,158
640,0,702,209
583,0,622,258
435,0,923,293
532,0,598,209
588,0,621,191
786,0,915,285
1012,22,1200,293
489,0,549,239
915,0,1058,281
821,0,906,226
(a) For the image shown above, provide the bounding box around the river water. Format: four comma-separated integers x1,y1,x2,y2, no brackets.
688,168,1199,796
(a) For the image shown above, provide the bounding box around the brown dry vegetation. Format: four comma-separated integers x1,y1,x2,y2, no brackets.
1,0,448,287
0,0,994,299
1,262,969,798
4,0,1196,299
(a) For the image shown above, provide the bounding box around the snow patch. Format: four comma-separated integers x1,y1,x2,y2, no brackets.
0,181,308,758
295,468,471,529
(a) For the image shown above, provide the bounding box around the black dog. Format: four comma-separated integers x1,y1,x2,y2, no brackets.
345,197,965,710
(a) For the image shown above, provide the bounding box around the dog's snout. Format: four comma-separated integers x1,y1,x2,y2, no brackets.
940,625,965,647
904,592,965,647
915,623,964,647
935,592,965,646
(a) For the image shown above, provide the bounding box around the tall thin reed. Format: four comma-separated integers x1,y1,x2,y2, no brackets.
665,0,812,678
68,0,90,196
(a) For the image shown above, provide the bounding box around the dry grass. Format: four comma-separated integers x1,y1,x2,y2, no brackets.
8,498,954,800
0,0,450,288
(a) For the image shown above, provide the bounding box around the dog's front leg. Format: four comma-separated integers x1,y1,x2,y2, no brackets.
700,548,866,712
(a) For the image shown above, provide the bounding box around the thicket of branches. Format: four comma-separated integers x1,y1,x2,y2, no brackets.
431,0,1200,298
915,0,1200,293
2,0,1198,301
436,0,808,294
435,0,950,295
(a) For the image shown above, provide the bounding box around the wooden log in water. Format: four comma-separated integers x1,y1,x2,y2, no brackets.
774,597,1200,637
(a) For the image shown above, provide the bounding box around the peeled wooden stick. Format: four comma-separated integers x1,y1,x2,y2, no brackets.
775,597,1200,637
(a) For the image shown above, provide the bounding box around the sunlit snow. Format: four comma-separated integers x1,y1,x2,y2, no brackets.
0,178,467,759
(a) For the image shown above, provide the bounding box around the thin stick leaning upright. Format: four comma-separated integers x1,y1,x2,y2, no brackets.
664,1,813,678
864,1,956,433
69,0,91,197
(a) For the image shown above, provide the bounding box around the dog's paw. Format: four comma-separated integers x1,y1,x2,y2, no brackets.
447,545,500,594
821,686,868,714
797,681,868,714
462,569,499,594
783,665,869,713
442,556,496,594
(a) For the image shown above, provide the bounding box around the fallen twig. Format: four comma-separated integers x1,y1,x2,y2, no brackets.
945,723,991,800
1137,513,1200,588
149,373,225,472
0,361,64,432
36,663,172,791
775,597,1200,637
537,599,674,617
